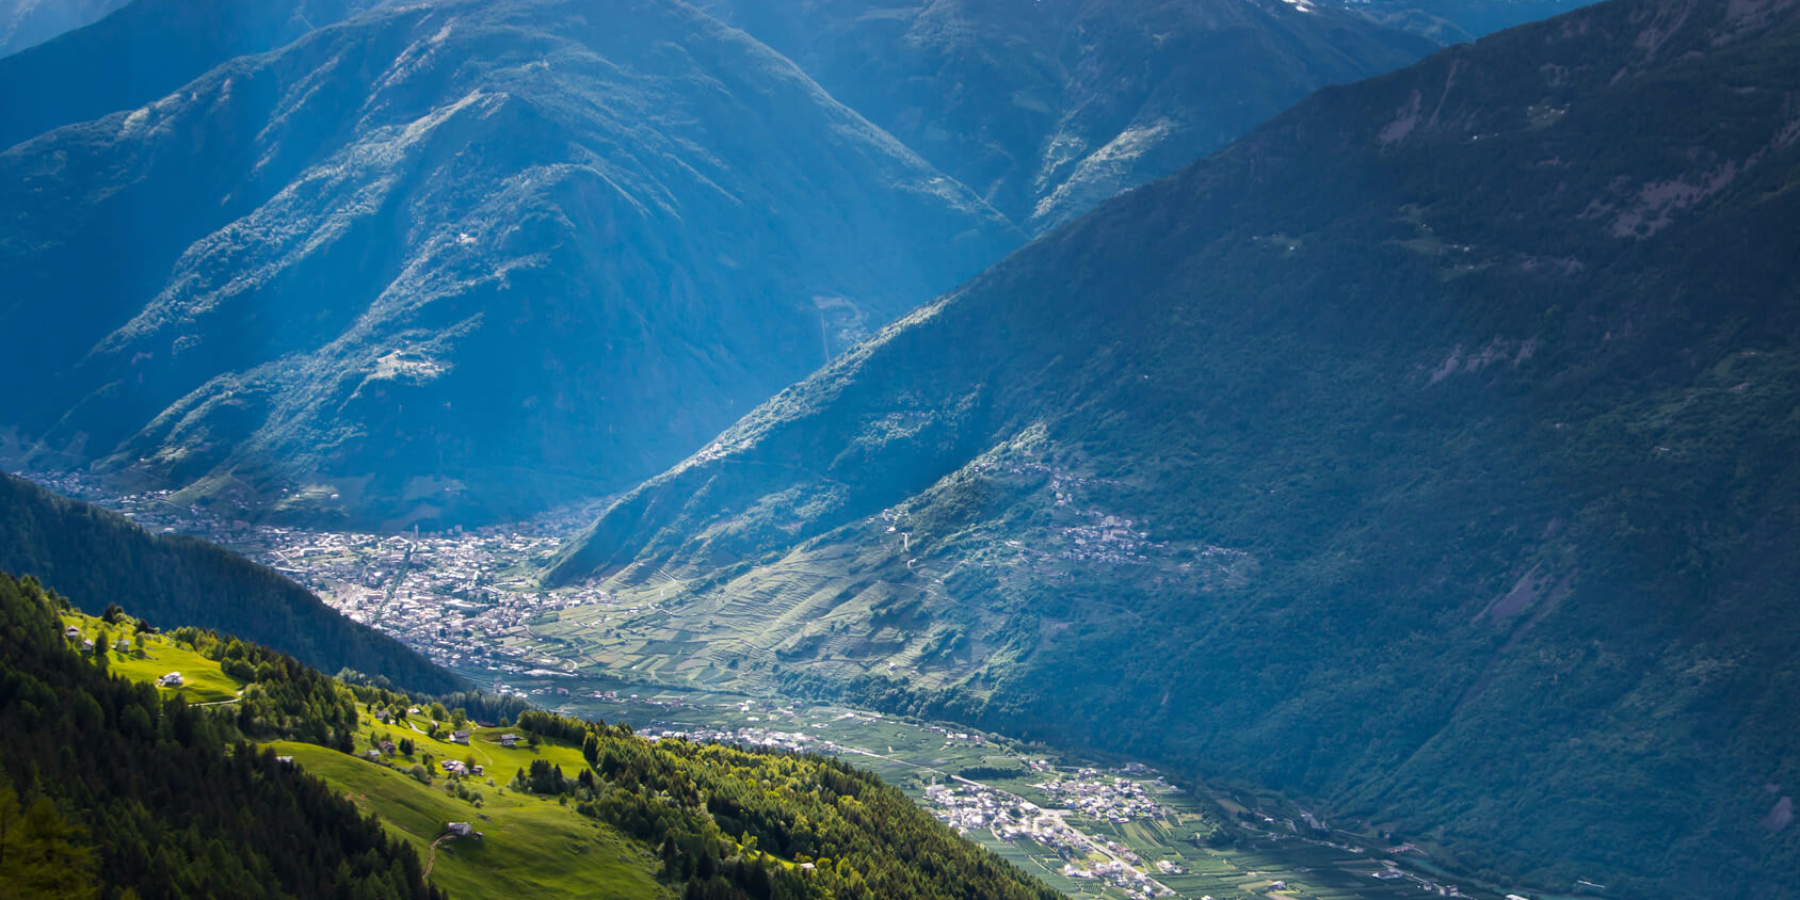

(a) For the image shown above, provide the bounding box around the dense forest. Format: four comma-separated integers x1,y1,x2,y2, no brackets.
0,473,461,693
512,709,1060,900
0,571,442,900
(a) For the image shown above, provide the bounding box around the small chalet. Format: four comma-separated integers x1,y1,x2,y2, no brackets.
447,822,476,837
450,729,471,745
64,626,80,640
157,672,183,687
379,740,397,756
499,733,519,748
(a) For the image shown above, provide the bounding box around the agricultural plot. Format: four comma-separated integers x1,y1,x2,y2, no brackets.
531,682,1520,900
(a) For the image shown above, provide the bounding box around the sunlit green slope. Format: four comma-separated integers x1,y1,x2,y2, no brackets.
3,571,1060,900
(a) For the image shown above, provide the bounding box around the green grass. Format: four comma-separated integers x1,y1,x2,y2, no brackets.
64,606,668,900
270,741,667,900
298,706,669,899
61,614,243,703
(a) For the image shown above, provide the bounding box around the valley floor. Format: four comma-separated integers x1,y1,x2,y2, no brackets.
26,470,1546,900
449,668,1526,900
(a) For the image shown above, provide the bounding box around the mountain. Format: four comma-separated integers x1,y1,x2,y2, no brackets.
0,472,462,692
0,0,383,149
0,572,446,900
0,574,1061,900
0,0,129,57
548,0,1800,894
693,0,1438,231
1338,0,1604,43
0,0,1020,528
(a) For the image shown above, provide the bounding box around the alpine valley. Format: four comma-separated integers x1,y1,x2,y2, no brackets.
546,0,1800,895
4,0,1797,899
0,0,1438,527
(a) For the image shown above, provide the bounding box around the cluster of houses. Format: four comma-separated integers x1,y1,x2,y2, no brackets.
66,624,144,660
1060,858,1176,899
923,724,987,745
1031,769,1169,824
638,725,842,756
249,523,618,674
924,779,1178,898
440,758,484,777
928,777,1180,896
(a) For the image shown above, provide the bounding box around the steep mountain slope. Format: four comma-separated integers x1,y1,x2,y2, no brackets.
1338,0,1603,43
0,0,1020,527
549,0,1800,893
695,0,1437,231
0,472,462,692
0,573,447,900
2,578,1061,900
0,0,384,148
0,0,129,57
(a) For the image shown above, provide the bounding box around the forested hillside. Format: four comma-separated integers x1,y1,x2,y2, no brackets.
0,572,443,900
0,572,1061,900
549,0,1800,894
0,472,460,693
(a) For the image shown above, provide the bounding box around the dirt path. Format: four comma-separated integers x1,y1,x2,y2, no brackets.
423,834,455,880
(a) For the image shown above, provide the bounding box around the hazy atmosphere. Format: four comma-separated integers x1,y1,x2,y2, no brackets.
3,1,1797,899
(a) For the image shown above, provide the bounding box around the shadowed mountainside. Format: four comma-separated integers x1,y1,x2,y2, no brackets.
0,472,462,692
695,0,1438,231
550,0,1800,893
1,0,1020,528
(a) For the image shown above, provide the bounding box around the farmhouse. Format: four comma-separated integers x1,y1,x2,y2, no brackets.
157,672,184,687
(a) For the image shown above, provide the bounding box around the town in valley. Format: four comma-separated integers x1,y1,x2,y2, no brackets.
20,469,1539,900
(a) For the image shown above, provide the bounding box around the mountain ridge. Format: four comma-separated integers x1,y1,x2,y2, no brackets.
695,0,1441,231
547,0,1800,893
1,0,1021,528
0,471,464,693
